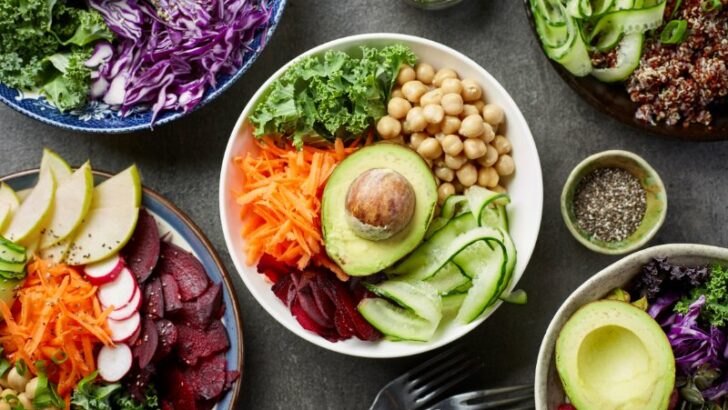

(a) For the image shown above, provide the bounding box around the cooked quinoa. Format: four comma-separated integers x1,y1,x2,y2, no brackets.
626,0,728,126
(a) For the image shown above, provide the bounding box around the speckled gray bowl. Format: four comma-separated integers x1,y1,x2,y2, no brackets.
535,244,728,410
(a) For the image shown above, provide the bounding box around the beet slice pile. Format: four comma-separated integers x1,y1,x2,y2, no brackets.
257,256,381,342
122,215,239,409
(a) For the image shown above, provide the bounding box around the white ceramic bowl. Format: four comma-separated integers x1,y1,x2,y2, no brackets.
535,244,728,409
219,33,543,358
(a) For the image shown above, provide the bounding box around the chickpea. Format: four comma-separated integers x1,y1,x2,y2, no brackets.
391,88,404,99
415,63,435,84
453,180,465,193
433,156,446,167
474,100,485,111
456,163,478,187
441,134,464,156
492,185,507,194
437,183,456,204
405,107,427,132
433,68,458,87
397,65,416,85
417,137,443,160
0,376,7,388
409,132,428,150
477,144,499,167
495,154,515,176
0,389,15,399
7,368,28,393
420,89,443,107
17,393,31,410
440,116,461,135
434,132,447,142
382,135,406,145
482,122,496,142
463,138,487,159
459,114,485,138
0,401,9,410
483,103,505,125
425,122,441,135
444,153,468,170
401,80,428,104
440,78,463,95
387,97,411,119
24,378,38,400
434,166,454,182
422,104,444,124
376,115,401,139
441,93,464,116
478,167,500,188
493,135,512,154
461,79,483,102
462,104,480,117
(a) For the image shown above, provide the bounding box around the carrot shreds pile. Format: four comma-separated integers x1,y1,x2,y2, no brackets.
235,136,366,280
0,258,114,402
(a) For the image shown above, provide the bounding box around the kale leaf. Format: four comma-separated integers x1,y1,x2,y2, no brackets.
635,257,709,300
675,264,728,327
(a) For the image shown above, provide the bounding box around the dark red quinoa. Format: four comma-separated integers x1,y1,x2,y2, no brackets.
626,0,728,126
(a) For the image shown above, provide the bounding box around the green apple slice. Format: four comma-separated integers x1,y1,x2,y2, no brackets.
40,148,72,182
92,165,141,209
39,162,94,249
40,236,72,264
66,206,139,265
0,183,19,212
3,170,55,245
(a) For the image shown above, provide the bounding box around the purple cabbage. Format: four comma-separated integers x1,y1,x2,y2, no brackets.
666,296,725,374
88,0,273,123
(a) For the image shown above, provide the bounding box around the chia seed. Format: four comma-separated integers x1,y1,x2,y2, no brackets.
573,167,647,242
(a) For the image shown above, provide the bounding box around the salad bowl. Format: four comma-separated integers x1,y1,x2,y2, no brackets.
535,243,728,409
219,33,543,358
0,0,286,134
1,168,244,410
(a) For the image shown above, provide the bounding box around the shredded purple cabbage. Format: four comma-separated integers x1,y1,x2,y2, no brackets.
666,296,725,374
88,0,273,123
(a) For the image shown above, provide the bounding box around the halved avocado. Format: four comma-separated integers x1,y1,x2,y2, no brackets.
556,300,675,410
322,144,437,276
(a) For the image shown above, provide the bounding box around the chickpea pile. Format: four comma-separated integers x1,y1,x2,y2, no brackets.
376,63,515,204
0,366,51,410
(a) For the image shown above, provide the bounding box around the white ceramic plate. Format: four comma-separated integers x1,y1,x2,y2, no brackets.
219,33,543,358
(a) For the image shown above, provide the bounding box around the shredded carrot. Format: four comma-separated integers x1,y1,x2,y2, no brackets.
0,259,113,401
235,137,366,277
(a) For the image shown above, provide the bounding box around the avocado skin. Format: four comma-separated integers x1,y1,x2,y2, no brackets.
321,144,438,276
555,299,675,410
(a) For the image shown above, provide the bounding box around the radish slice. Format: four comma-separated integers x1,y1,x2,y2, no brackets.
98,268,136,309
108,311,141,342
84,255,125,286
97,344,132,382
108,287,141,321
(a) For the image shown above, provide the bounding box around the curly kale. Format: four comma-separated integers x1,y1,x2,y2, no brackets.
0,0,112,111
71,371,160,410
635,257,709,300
675,264,728,328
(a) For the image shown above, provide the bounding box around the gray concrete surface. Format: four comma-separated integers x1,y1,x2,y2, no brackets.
2,0,728,408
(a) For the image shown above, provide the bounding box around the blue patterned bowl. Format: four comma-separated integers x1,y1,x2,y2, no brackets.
1,169,244,409
0,0,286,134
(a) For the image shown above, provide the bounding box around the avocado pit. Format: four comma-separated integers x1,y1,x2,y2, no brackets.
345,168,416,241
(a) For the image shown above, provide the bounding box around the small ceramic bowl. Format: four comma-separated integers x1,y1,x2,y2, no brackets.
560,150,667,255
535,243,728,409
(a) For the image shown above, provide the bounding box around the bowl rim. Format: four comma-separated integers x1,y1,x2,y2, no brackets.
218,32,544,358
534,243,728,409
560,149,667,255
0,168,245,410
0,0,287,134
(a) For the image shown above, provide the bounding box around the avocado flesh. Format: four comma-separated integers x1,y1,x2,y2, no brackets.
556,300,675,410
322,144,437,276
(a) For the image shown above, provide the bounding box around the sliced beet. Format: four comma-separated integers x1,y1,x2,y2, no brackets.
223,370,240,391
179,283,222,329
312,274,336,321
133,318,159,369
142,277,165,319
215,300,226,319
196,401,215,410
155,319,178,359
161,401,175,410
161,273,183,313
332,279,381,341
296,287,330,328
125,364,155,401
184,353,226,400
257,254,289,283
271,274,296,307
165,367,198,410
122,209,160,283
334,305,355,339
290,298,339,341
176,321,229,366
157,241,209,301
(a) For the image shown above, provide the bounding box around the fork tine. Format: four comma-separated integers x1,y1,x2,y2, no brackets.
459,385,533,402
414,358,482,406
402,349,462,381
464,393,534,409
409,351,470,387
